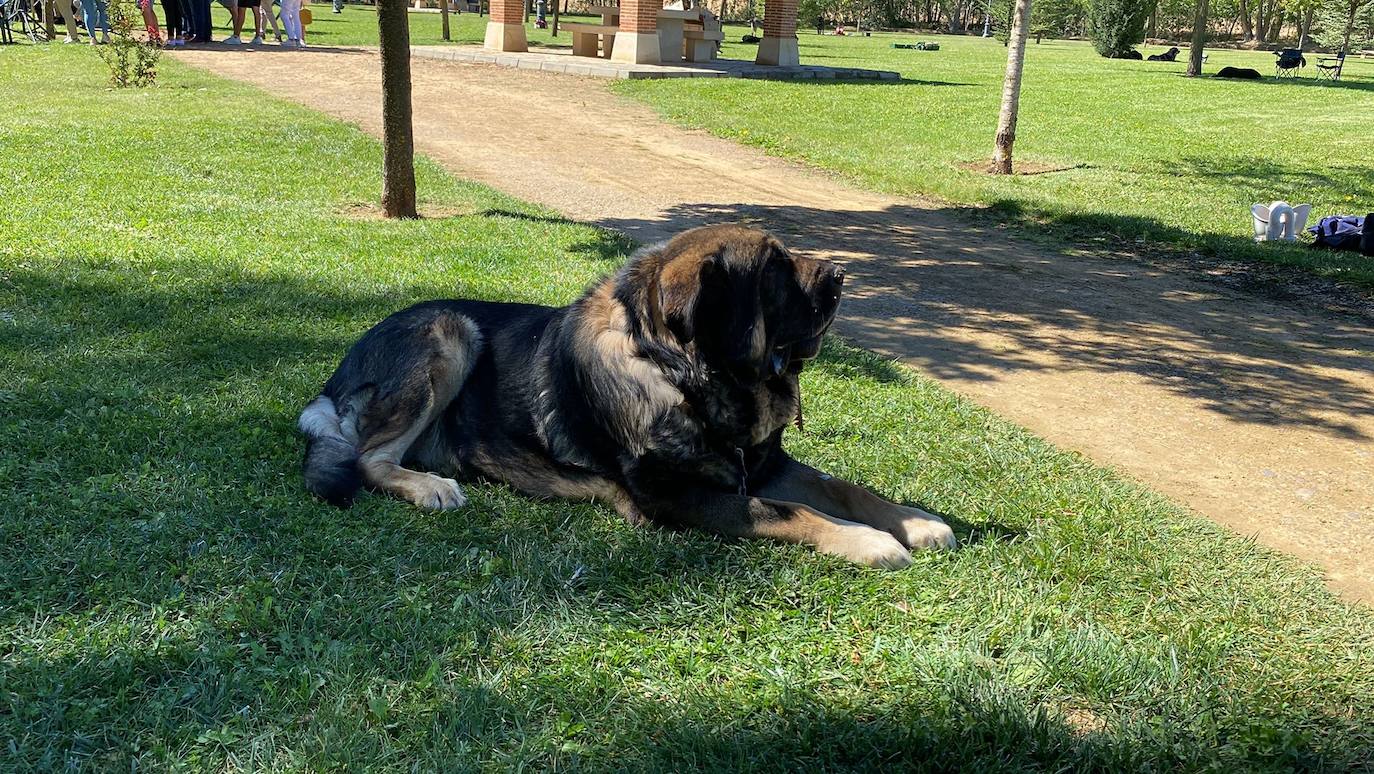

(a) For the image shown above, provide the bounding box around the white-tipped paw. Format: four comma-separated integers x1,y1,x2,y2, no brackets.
823,525,913,570
412,475,467,510
895,508,957,550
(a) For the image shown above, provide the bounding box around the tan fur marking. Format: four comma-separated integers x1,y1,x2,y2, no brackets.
756,461,956,551
747,502,912,569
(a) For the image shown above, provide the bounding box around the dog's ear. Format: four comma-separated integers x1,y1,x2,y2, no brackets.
658,248,719,344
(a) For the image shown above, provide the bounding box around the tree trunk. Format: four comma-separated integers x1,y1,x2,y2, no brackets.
378,0,419,219
1343,1,1356,51
440,0,450,39
1186,0,1209,75
992,0,1031,175
1297,7,1313,48
1237,0,1252,39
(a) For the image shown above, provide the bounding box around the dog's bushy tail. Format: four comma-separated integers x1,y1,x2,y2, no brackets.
298,395,362,507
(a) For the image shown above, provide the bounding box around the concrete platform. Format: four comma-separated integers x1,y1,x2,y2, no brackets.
411,45,900,80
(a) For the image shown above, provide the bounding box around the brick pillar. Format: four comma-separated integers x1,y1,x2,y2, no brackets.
756,0,799,66
611,0,661,63
485,0,527,51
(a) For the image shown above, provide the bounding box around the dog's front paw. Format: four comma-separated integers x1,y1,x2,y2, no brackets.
894,508,957,550
822,524,913,570
411,474,468,510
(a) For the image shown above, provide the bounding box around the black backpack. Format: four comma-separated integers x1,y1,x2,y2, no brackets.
1309,214,1374,255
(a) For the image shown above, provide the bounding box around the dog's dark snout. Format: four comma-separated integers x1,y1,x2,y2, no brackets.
832,267,845,286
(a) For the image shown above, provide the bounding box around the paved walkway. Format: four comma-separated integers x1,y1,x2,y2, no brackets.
174,46,1374,602
411,44,900,79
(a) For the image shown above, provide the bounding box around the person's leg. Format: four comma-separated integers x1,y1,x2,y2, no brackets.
97,0,111,39
179,0,195,39
80,0,98,41
194,0,211,41
259,0,279,40
223,0,242,39
136,0,159,41
59,0,81,40
331,0,340,13
161,0,180,40
279,0,298,43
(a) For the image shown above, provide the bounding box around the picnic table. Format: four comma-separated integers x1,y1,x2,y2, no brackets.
563,3,619,58
565,4,721,63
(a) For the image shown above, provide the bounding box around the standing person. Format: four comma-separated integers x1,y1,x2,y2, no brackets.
160,0,185,44
331,0,340,14
186,0,212,41
81,0,109,42
236,0,262,43
278,0,300,46
258,0,281,42
219,0,241,41
137,0,162,41
44,0,82,43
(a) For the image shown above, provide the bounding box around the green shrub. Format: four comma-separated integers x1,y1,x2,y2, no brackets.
97,0,160,87
1089,0,1150,57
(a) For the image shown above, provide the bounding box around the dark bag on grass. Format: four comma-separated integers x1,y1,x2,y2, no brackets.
1308,214,1373,255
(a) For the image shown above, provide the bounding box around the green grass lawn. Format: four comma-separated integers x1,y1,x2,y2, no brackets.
4,46,1374,771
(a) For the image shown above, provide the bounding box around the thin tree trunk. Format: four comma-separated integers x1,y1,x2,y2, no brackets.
1237,0,1252,39
378,0,418,219
440,0,450,39
1343,1,1355,51
992,0,1031,175
1186,0,1209,75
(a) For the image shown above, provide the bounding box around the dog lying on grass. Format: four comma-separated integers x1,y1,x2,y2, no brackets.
299,225,956,568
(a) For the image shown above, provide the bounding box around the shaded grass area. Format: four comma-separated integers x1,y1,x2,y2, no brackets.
613,32,1374,288
3,47,1374,770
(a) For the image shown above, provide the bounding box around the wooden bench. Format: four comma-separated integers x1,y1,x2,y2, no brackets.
563,22,617,58
683,28,723,62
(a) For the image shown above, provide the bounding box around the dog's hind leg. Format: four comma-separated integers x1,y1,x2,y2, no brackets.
347,309,483,510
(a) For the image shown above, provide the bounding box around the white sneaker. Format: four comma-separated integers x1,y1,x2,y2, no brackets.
280,38,296,47
249,35,262,44
101,32,110,43
296,39,306,48
223,35,241,44
62,35,77,43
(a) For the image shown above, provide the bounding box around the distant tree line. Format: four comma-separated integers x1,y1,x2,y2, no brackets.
629,0,1369,48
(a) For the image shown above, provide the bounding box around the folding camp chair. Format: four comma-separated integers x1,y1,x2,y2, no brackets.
1316,51,1346,81
2,0,46,42
1274,48,1306,77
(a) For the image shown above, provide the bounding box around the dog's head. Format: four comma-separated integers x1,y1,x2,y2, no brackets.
654,224,844,384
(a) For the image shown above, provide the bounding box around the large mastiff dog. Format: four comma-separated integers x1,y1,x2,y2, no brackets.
299,225,955,568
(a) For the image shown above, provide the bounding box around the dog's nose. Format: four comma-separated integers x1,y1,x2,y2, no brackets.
833,267,845,286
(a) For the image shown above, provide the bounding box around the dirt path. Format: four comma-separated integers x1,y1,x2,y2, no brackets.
174,46,1374,602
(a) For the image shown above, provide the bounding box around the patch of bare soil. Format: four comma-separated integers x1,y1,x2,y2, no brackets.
174,45,1374,603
